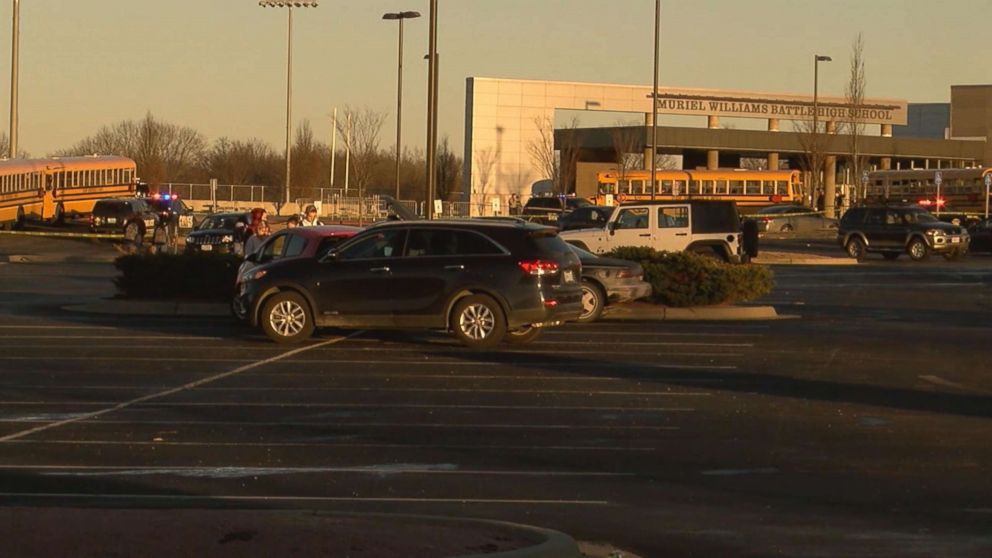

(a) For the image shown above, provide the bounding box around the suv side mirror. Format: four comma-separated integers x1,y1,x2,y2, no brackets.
607,221,616,235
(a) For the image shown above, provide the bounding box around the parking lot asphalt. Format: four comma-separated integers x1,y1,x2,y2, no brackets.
0,240,991,557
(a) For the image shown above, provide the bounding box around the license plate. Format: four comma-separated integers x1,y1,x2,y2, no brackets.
547,213,558,222
563,270,575,283
179,215,193,228
107,217,117,224
951,237,961,243
201,244,213,251
144,219,155,228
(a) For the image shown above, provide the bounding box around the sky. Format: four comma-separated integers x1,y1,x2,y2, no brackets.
0,0,989,157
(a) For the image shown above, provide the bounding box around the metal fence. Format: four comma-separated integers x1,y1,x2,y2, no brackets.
160,183,505,219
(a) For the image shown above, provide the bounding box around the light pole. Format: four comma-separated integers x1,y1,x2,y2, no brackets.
425,0,438,219
383,11,421,201
812,54,831,207
9,0,20,159
650,0,660,199
258,0,318,211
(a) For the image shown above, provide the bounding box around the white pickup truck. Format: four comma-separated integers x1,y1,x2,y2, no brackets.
559,200,756,263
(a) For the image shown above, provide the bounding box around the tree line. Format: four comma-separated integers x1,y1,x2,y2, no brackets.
45,109,462,203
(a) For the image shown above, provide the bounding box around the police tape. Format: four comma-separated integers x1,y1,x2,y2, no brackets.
0,229,123,239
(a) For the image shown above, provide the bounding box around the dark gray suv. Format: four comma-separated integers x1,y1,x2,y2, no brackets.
241,220,584,349
838,205,970,261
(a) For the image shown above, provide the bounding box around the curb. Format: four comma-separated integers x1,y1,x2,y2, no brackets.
63,300,230,317
0,229,122,239
604,303,784,321
753,256,857,266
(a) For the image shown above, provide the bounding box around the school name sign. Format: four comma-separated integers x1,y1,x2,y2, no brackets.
653,90,908,125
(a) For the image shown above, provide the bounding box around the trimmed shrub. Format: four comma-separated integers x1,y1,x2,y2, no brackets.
607,247,774,307
113,252,242,301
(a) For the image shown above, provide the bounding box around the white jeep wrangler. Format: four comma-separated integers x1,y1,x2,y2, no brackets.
559,200,756,263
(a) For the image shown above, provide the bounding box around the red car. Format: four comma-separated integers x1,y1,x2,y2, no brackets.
233,225,360,320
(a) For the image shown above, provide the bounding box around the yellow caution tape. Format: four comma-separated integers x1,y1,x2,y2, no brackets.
0,230,123,239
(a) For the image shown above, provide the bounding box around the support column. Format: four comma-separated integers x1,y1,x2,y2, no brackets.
706,115,719,170
767,118,780,170
823,121,837,218
880,124,893,170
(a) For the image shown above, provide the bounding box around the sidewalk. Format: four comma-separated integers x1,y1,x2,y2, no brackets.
752,250,856,266
1,508,582,558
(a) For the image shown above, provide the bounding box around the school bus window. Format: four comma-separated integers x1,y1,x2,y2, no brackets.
658,180,671,194
617,180,631,194
729,180,744,194
745,180,761,194
630,179,644,194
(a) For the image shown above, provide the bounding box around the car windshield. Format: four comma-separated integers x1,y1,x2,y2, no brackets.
197,215,239,230
907,210,940,223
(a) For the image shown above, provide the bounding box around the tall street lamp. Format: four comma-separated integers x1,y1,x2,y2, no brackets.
383,11,421,201
9,0,20,159
650,0,660,199
812,54,832,206
259,0,319,210
424,0,438,219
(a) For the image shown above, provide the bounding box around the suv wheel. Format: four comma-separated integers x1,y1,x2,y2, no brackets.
261,291,315,344
451,294,505,350
52,202,65,224
907,238,929,261
578,280,606,323
505,326,542,345
845,237,866,261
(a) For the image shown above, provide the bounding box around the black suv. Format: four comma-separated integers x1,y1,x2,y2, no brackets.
89,198,158,242
184,212,250,254
241,220,584,348
838,205,970,261
521,196,592,225
557,205,613,231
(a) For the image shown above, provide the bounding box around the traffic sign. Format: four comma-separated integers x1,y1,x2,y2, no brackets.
861,170,869,184
985,174,991,187
934,171,942,186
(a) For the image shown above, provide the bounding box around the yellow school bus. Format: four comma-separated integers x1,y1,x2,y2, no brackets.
0,156,137,227
594,169,803,212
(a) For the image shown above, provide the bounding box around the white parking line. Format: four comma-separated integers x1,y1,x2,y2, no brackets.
0,464,633,478
0,492,610,506
919,375,991,395
0,336,224,340
0,419,682,430
0,402,696,413
0,332,364,443
7,439,660,452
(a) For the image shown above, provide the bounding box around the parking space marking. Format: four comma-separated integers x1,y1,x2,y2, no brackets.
0,402,696,414
0,332,364,443
7,439,661,452
0,335,224,340
0,492,610,506
0,419,682,430
524,341,754,347
919,375,991,395
0,464,634,477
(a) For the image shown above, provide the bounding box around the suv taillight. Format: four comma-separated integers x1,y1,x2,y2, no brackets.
518,260,560,276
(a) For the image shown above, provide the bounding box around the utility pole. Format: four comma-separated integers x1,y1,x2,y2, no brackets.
9,0,20,158
330,107,337,189
650,0,660,199
425,0,438,219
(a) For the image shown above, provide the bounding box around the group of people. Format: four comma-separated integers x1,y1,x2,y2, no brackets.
236,204,325,257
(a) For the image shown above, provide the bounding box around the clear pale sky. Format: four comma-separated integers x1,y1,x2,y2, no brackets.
1,0,989,156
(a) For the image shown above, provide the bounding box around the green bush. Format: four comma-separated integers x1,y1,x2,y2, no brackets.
607,247,774,307
113,252,242,301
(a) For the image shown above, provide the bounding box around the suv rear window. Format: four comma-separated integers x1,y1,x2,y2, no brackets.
525,198,560,210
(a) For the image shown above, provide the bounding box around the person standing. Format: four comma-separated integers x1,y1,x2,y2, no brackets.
244,221,270,257
286,214,301,228
301,205,323,226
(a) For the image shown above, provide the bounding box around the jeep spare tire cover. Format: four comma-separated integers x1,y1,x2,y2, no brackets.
742,219,759,257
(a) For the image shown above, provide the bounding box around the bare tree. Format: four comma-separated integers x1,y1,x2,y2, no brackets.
473,146,497,204
794,116,826,209
201,137,281,186
527,115,559,193
335,106,387,198
845,33,868,202
290,119,330,201
435,135,462,201
0,132,29,158
609,121,642,183
57,112,206,185
527,115,583,195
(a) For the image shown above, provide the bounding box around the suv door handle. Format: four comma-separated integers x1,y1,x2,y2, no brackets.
444,264,465,271
638,233,651,237
675,233,688,236
369,266,390,273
